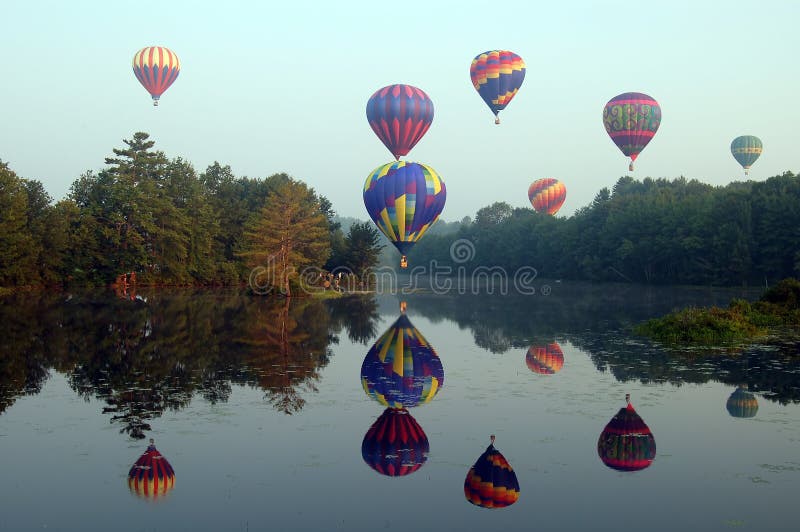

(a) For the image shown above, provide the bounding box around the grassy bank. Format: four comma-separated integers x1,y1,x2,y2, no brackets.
635,278,800,345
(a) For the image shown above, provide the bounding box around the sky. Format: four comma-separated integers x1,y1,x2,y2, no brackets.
1,0,798,221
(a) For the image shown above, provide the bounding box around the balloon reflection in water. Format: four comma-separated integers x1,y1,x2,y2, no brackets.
597,394,656,472
726,386,759,418
362,408,429,476
361,313,444,409
525,342,564,374
128,439,175,499
464,435,520,508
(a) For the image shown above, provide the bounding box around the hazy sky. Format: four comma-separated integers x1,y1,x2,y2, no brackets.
2,0,797,220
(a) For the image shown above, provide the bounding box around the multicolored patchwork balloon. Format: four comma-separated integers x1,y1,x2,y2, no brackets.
362,408,429,476
603,92,661,171
366,84,434,160
528,178,567,215
464,435,520,509
363,161,446,268
361,313,444,409
525,342,565,374
726,386,758,418
730,135,763,175
597,394,656,472
132,46,180,106
128,439,175,499
470,50,526,124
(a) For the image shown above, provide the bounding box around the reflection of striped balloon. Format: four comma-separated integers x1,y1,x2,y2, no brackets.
366,84,434,160
528,179,567,215
363,161,446,257
597,401,656,472
726,387,758,418
362,408,429,476
730,136,763,175
361,314,444,409
603,92,661,170
470,50,526,123
132,46,180,106
464,440,520,508
128,442,175,499
525,343,564,374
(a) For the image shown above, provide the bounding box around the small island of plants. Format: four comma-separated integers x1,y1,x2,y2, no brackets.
635,278,800,345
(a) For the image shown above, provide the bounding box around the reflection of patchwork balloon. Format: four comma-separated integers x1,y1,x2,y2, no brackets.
730,136,763,175
363,161,446,262
366,84,434,160
362,408,429,476
132,46,180,106
525,343,565,374
726,386,759,418
603,92,661,170
597,397,656,472
528,179,566,215
361,314,444,409
464,437,520,508
128,440,175,499
470,50,526,123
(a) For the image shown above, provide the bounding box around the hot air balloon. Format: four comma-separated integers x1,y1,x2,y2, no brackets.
132,46,180,106
528,179,566,215
361,313,444,409
470,50,526,124
366,84,434,160
730,135,763,176
603,92,661,171
128,439,175,499
362,408,429,476
597,394,656,472
726,386,758,418
525,342,564,374
363,161,446,269
464,435,520,509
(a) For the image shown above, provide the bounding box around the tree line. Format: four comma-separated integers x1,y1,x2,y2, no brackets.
0,132,383,293
409,171,800,286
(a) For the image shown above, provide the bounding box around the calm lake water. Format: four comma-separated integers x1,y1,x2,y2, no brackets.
1,283,798,532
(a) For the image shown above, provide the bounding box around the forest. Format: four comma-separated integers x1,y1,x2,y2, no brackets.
1,131,798,291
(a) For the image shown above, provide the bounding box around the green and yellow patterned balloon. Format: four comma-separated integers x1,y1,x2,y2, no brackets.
730,135,763,176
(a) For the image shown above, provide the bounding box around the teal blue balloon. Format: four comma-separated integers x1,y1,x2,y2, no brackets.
731,135,763,175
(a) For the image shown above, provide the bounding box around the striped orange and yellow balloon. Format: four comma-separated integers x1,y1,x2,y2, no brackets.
528,178,566,215
132,46,180,106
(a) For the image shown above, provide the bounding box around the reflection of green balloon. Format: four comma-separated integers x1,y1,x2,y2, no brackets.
726,387,758,418
730,135,762,175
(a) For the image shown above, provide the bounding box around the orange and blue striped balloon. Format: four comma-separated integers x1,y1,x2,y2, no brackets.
132,46,180,106
528,178,566,215
470,50,526,124
464,436,520,509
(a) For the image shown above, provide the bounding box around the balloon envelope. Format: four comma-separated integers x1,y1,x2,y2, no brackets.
363,161,446,259
464,440,520,508
362,408,429,476
726,386,758,418
603,92,661,170
361,313,444,409
132,46,180,106
730,135,763,175
597,400,656,472
128,442,175,499
470,50,526,123
525,342,564,374
528,179,566,215
366,84,434,160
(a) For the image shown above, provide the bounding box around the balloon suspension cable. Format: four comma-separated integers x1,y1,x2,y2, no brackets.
625,393,631,404
490,434,496,445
